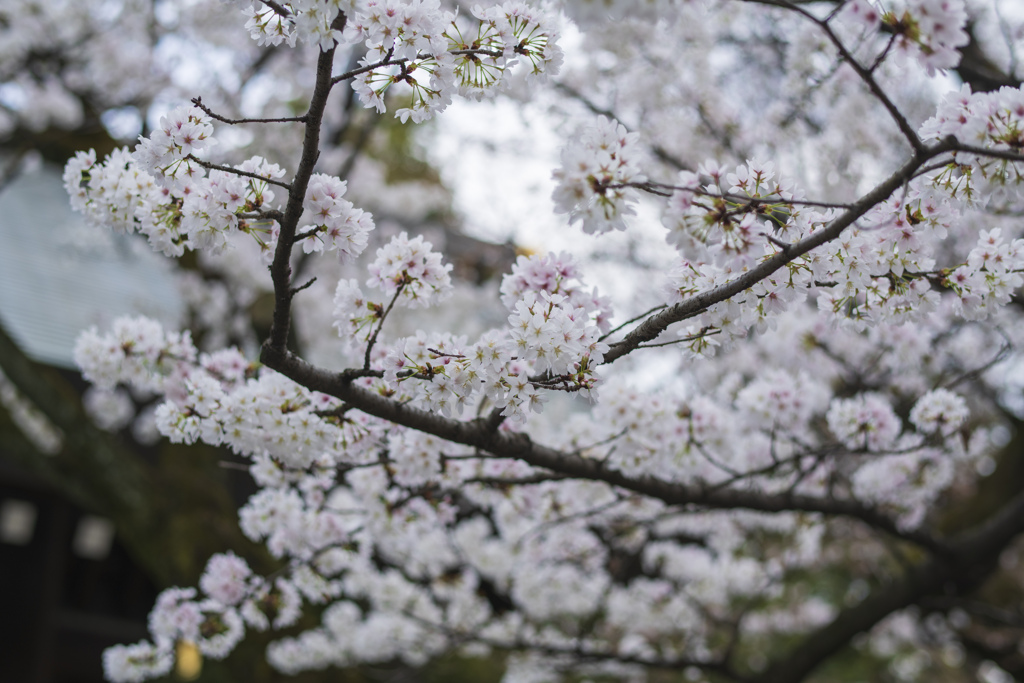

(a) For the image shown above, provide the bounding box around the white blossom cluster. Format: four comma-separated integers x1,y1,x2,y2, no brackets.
366,231,453,306
648,153,1014,358
922,84,1024,206
103,551,308,680
235,0,350,50
458,2,564,90
74,317,197,396
838,0,969,74
298,173,375,261
331,250,610,422
86,304,998,681
132,105,215,186
342,0,561,122
661,158,807,271
909,388,969,436
945,228,1024,319
376,251,609,421
552,116,645,234
64,110,289,258
40,0,1024,680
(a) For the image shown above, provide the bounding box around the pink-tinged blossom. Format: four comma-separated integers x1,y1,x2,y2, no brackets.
852,451,954,528
735,370,828,432
826,393,902,451
133,105,215,185
74,317,197,394
147,587,202,646
467,2,563,83
345,0,454,120
909,388,968,436
194,604,246,659
552,116,645,235
946,228,1024,319
366,232,453,308
332,278,381,350
200,552,253,606
83,387,135,432
299,173,374,262
839,0,882,31
921,86,1024,208
102,641,173,683
345,0,560,119
879,0,969,75
242,578,303,631
662,159,809,271
65,148,287,258
57,0,1024,677
242,4,298,47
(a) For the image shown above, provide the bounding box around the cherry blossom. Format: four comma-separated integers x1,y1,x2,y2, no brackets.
30,0,1024,681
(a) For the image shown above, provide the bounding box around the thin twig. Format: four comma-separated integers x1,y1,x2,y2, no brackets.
741,0,924,152
634,328,722,350
290,276,318,297
621,181,855,210
331,47,504,84
364,283,405,370
599,304,668,342
239,209,285,222
186,155,292,190
192,97,306,124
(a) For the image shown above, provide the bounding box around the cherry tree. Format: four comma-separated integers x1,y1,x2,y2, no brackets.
10,0,1024,680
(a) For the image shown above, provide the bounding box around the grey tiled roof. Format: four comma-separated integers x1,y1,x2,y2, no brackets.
0,163,183,368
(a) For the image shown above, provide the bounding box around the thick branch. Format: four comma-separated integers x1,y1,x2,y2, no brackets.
260,345,947,553
755,488,1024,683
265,14,345,351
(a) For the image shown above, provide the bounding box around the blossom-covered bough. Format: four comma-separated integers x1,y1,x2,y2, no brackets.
40,0,1024,680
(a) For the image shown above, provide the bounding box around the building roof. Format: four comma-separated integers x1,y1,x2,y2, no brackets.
0,162,182,368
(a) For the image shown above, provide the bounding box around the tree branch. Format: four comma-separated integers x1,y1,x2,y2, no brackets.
601,138,957,365
739,0,924,152
191,96,307,124
259,345,949,554
185,154,292,190
754,487,1024,683
263,13,345,353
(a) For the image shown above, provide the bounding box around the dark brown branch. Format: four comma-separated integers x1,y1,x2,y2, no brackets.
364,283,405,370
740,0,924,152
185,155,292,190
599,304,668,342
754,488,1024,683
262,0,292,17
463,474,569,486
258,345,948,554
601,138,957,366
263,12,346,353
624,181,855,210
239,209,285,222
191,97,306,124
952,143,1024,164
331,47,504,85
634,327,721,350
289,276,317,296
